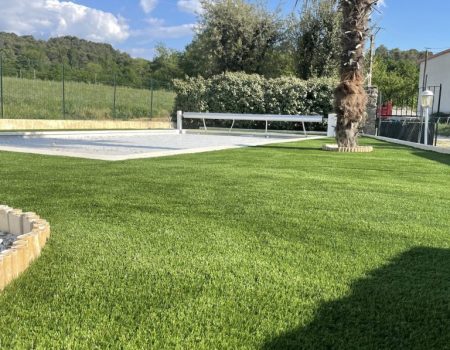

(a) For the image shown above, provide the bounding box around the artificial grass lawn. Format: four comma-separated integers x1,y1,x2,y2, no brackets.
0,138,449,349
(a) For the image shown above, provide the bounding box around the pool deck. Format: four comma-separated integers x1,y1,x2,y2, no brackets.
0,130,326,161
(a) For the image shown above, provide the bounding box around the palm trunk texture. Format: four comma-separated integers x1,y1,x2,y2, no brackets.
335,0,377,147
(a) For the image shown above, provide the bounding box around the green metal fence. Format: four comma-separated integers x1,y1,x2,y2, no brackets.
0,57,175,120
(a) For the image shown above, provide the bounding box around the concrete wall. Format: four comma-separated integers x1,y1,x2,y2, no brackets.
419,51,450,113
0,206,50,291
0,118,172,131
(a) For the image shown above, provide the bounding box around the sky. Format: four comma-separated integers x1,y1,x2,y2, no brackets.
0,0,449,60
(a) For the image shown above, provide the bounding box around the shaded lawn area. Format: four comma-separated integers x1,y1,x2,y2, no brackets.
0,138,449,349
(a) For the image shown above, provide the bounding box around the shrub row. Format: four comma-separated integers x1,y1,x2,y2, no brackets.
173,72,336,116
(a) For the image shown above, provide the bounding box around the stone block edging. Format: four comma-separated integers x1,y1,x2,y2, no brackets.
322,144,374,153
0,205,50,291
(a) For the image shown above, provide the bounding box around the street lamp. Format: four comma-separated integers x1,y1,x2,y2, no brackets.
420,90,434,145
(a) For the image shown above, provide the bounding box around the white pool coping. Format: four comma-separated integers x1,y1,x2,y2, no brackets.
366,135,450,154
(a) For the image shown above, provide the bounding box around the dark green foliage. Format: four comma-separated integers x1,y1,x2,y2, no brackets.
149,45,185,88
373,47,422,102
294,0,341,79
182,0,283,77
173,72,336,115
375,45,428,62
0,33,152,87
0,138,448,348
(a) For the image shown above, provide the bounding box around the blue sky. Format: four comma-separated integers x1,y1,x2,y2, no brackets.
0,0,449,60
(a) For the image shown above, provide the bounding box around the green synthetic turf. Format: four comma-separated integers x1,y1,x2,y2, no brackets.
0,138,448,349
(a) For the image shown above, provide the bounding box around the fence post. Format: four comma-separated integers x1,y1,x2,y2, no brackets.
150,79,154,118
177,111,183,133
0,54,3,119
62,63,66,119
434,122,438,146
437,84,442,114
113,74,117,118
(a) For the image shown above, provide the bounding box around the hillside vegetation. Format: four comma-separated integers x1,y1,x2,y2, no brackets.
0,32,154,88
1,76,175,120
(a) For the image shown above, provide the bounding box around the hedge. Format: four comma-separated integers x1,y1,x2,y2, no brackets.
173,72,337,116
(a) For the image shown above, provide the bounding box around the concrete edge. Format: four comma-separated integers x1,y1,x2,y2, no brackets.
0,118,173,131
0,135,327,161
0,206,51,292
366,135,450,154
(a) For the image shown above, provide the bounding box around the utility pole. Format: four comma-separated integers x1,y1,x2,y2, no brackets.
367,27,381,87
0,53,3,119
368,34,375,86
422,49,429,91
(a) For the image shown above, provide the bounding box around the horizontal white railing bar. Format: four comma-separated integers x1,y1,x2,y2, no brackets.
178,111,331,136
182,112,324,123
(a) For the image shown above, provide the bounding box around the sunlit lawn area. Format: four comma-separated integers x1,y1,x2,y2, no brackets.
0,138,448,349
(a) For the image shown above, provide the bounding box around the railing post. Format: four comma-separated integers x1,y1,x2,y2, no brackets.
62,63,66,119
0,54,3,119
150,79,154,118
327,114,337,137
177,110,183,133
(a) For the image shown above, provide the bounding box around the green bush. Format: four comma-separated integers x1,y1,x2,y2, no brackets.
173,72,336,116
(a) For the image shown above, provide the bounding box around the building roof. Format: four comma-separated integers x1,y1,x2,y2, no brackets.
420,49,450,63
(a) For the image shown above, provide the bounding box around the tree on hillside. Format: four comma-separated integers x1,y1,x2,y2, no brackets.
183,0,282,76
372,55,419,102
295,0,341,79
149,44,184,86
375,45,428,62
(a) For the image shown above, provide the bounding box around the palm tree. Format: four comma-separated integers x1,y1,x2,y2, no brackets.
334,0,378,147
296,0,378,147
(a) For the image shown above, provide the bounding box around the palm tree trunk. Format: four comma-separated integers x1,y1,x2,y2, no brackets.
334,0,377,147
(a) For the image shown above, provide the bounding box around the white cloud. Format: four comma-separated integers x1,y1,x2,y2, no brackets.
150,23,196,38
145,17,165,26
140,0,158,14
128,47,156,60
177,0,203,15
133,18,196,40
0,0,129,43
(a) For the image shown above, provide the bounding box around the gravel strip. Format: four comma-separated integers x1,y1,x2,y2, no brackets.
0,231,19,253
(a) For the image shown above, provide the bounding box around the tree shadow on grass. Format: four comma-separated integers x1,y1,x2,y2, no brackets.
263,247,450,350
412,150,450,167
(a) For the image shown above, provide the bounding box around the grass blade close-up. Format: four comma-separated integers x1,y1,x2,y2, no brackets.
0,138,449,349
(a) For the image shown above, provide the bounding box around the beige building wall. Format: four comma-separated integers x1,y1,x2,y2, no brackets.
419,50,450,113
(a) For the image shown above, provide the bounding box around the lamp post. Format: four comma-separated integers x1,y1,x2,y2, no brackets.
420,90,434,145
